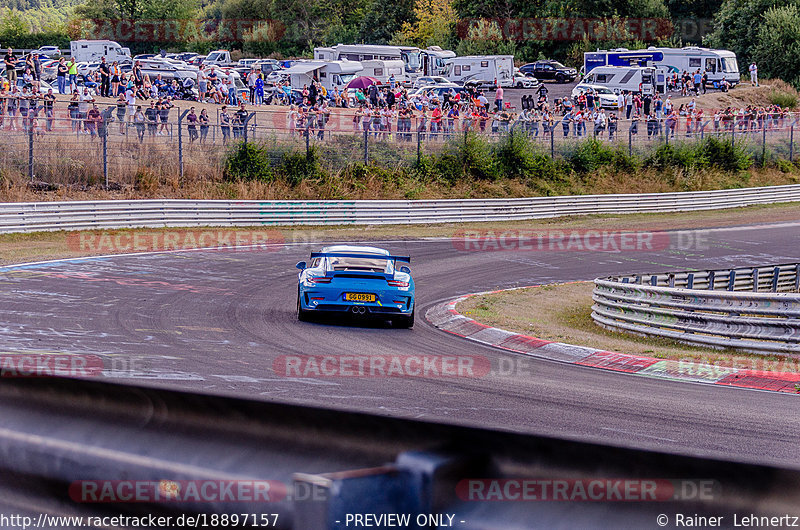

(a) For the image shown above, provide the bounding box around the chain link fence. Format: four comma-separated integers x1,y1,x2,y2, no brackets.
1,101,798,188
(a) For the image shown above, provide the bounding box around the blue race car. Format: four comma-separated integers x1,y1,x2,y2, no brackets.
296,245,415,328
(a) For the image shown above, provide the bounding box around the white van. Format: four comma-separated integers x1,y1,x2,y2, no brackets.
358,60,405,85
69,40,131,63
444,55,514,88
582,66,657,95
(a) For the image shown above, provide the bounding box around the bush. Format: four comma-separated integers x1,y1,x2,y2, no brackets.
769,91,798,109
279,146,321,186
645,137,752,172
567,138,639,174
493,130,564,180
223,141,274,182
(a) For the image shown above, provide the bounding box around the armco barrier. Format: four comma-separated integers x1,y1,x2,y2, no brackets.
592,263,800,354
3,183,800,233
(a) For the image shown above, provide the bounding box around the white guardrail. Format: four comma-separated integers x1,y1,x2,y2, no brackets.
3,184,800,233
593,263,800,354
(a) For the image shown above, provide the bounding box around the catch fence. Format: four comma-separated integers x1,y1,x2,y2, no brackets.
0,101,798,188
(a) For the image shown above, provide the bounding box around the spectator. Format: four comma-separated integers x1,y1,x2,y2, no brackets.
199,108,209,143
220,105,231,143
749,62,758,87
56,57,68,94
187,107,198,142
134,105,145,142
494,85,504,112
67,56,78,92
145,100,158,136
116,93,127,134
98,57,110,98
86,104,101,138
4,49,17,85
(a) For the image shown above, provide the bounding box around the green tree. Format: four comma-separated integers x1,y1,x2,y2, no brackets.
706,0,800,64
394,0,455,47
752,4,800,86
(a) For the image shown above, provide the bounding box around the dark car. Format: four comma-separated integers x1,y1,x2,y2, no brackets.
519,60,577,83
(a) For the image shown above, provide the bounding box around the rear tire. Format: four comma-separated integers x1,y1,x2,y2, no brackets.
556,74,566,83
394,306,415,329
297,291,309,322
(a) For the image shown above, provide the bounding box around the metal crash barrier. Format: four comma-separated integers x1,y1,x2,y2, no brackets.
593,263,800,353
3,183,800,233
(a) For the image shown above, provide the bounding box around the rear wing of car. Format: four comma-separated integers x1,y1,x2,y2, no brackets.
310,252,411,264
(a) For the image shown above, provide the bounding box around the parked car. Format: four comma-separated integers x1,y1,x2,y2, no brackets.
513,69,541,88
570,83,619,109
519,60,578,83
36,46,61,57
412,76,458,89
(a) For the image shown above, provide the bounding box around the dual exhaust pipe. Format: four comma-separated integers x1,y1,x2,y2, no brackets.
350,306,367,315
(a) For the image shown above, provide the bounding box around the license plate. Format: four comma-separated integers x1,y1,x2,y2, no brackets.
345,293,375,302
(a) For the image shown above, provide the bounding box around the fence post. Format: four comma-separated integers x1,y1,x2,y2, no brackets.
752,268,759,292
791,125,794,162
727,270,736,291
628,128,632,157
771,266,780,292
550,125,554,158
761,124,767,167
707,271,715,290
243,112,256,143
305,119,310,159
178,109,189,181
28,123,34,181
416,130,421,167
363,127,369,165
102,118,108,189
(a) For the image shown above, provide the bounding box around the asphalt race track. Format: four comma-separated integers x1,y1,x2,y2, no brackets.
1,220,800,469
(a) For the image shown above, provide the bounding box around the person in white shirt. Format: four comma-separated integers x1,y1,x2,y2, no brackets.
125,87,136,122
749,62,758,86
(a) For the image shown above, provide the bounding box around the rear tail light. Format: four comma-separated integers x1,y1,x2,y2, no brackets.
308,277,332,284
387,280,409,287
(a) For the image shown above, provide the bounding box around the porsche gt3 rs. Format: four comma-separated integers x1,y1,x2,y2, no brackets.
296,245,415,328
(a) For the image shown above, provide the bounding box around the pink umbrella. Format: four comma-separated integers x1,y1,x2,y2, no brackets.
346,76,379,90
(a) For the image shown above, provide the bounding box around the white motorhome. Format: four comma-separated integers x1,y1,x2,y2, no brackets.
646,46,739,86
358,60,405,85
282,60,363,92
69,40,131,63
444,55,514,88
582,66,658,95
313,44,455,82
585,46,739,87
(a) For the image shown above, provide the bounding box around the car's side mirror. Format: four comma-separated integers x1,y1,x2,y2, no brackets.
296,261,307,270
399,266,411,274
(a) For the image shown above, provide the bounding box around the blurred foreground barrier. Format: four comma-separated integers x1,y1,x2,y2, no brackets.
1,377,799,528
593,263,800,354
2,184,800,233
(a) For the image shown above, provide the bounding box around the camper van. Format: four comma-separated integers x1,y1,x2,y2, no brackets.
647,46,739,86
582,66,658,95
313,44,455,82
444,55,514,88
281,60,363,92
585,46,739,87
358,60,405,85
69,40,131,63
